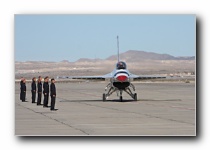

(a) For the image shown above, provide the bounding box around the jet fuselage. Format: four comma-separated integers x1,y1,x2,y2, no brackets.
111,61,131,90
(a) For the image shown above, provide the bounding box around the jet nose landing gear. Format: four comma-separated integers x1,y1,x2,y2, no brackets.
120,90,123,102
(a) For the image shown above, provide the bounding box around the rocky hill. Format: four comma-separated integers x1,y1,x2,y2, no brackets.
15,50,195,79
106,50,195,62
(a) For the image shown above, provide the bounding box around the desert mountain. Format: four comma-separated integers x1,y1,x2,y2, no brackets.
106,50,195,62
15,50,195,63
15,50,195,79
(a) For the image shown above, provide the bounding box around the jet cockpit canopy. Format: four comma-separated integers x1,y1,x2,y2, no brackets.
116,61,127,70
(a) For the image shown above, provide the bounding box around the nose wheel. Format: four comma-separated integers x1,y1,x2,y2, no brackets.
119,90,123,102
103,93,106,101
134,93,137,101
120,96,123,102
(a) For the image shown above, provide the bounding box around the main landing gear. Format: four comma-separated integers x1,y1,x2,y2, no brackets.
102,82,137,102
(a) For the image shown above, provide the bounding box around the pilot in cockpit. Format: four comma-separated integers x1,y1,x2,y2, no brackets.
116,61,126,69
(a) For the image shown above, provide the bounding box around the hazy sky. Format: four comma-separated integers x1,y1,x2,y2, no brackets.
15,15,195,62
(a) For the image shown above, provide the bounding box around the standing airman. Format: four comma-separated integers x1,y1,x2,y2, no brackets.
20,78,26,102
50,78,57,111
43,76,49,107
37,76,42,105
31,77,36,103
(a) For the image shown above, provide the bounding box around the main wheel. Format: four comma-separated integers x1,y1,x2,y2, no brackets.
120,96,123,102
103,93,106,102
134,93,137,101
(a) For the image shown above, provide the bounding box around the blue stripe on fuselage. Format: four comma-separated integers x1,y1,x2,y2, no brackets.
114,70,130,77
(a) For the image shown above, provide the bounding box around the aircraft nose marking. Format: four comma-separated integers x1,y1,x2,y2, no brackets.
116,75,128,82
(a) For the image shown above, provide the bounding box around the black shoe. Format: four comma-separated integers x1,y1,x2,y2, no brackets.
51,109,58,111
43,105,48,108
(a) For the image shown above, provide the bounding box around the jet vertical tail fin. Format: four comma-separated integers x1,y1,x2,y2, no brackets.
117,36,120,62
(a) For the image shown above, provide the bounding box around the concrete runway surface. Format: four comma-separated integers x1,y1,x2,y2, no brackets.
15,81,195,136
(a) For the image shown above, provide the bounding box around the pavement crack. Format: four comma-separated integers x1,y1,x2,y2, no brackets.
68,100,195,126
16,102,89,135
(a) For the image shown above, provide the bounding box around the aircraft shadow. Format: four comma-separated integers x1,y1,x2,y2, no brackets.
139,99,182,101
59,99,181,103
59,99,136,103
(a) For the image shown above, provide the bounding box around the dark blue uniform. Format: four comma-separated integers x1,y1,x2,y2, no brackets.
43,81,49,107
37,81,42,105
31,81,36,103
21,82,26,102
50,82,56,110
20,80,23,100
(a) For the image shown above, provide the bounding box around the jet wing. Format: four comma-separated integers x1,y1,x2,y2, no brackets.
57,72,113,80
129,74,166,80
57,73,166,80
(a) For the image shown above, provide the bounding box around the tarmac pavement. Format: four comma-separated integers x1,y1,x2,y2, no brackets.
15,81,195,136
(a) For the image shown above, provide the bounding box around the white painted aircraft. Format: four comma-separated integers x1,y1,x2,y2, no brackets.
58,36,166,102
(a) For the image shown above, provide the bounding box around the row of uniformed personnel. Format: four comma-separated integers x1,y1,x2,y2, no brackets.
20,76,57,111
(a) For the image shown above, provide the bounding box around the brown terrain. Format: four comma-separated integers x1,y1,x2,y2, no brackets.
15,50,195,80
